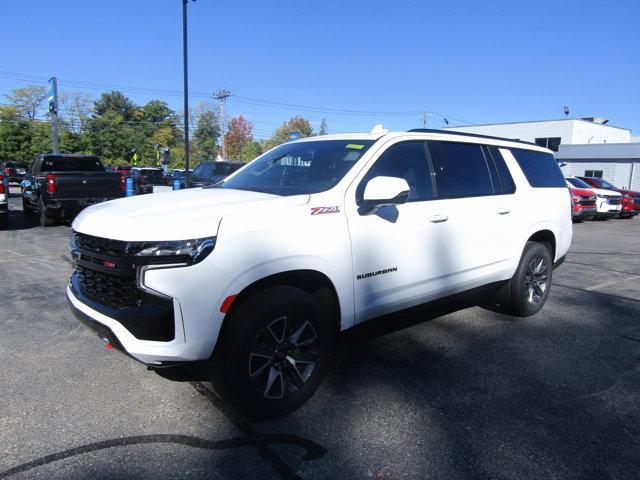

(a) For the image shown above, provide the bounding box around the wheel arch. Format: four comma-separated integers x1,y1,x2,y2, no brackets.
215,269,342,354
527,229,556,259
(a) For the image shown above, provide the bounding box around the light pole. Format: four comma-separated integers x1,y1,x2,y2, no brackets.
182,0,194,187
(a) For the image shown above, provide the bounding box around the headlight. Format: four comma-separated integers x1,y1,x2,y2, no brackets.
596,194,603,198
128,237,215,264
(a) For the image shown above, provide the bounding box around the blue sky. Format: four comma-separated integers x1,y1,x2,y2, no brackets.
1,0,638,138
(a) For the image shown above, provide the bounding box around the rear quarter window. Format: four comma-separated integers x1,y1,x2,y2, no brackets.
510,148,565,188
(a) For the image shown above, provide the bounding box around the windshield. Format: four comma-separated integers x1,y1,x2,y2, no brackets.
591,178,618,189
567,177,591,188
219,140,375,196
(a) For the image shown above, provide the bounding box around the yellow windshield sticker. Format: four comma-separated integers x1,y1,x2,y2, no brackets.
346,144,365,150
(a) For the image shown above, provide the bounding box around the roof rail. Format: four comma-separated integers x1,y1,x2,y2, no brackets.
407,128,540,148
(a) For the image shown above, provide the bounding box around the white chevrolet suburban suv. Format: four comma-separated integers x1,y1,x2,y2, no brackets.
67,128,572,417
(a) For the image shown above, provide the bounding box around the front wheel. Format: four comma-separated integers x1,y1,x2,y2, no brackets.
211,286,333,418
495,241,553,317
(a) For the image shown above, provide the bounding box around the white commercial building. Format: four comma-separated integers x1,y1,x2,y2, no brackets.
445,118,639,190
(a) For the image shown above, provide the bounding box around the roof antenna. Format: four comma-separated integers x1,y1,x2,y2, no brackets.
369,124,388,135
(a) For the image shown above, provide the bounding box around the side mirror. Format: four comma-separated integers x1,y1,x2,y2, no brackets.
360,176,410,215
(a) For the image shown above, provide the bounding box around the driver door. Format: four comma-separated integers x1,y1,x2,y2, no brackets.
346,140,453,323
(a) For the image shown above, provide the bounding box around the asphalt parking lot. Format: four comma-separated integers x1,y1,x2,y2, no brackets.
1,185,639,480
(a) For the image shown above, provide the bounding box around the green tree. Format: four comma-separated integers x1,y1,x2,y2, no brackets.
93,91,137,121
240,141,263,163
88,110,138,164
28,121,52,158
266,116,313,149
5,85,47,120
0,106,33,161
137,100,181,165
193,107,221,160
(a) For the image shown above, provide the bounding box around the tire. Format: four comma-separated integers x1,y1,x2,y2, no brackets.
38,199,56,227
22,198,36,216
211,286,334,418
0,215,7,230
495,241,553,317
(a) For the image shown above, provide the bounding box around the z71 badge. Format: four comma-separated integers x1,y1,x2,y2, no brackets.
310,206,340,215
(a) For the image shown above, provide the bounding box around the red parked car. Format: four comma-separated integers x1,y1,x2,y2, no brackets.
576,176,640,219
569,187,597,222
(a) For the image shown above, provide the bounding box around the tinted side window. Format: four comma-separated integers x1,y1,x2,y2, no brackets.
357,141,434,203
214,164,237,176
194,163,214,180
427,142,494,198
192,164,205,178
488,146,516,194
510,148,565,188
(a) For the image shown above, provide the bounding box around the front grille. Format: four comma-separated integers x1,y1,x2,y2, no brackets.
76,265,144,309
633,197,640,205
71,231,176,342
606,197,621,205
75,233,127,256
579,200,596,207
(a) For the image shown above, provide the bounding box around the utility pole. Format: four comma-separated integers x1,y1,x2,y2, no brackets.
214,89,231,159
421,112,428,129
48,77,60,154
182,0,193,187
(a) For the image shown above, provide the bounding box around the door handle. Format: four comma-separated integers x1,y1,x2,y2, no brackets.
428,214,449,223
497,208,511,215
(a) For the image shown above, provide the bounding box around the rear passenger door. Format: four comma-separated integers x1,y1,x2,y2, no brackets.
425,141,517,284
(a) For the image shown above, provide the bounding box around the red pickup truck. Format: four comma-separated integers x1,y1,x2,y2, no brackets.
569,187,597,222
576,176,640,219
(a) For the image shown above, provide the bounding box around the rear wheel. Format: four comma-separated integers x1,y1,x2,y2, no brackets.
495,241,553,317
211,286,333,418
38,199,56,227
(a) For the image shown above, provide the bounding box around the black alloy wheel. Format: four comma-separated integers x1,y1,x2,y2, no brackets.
248,315,319,400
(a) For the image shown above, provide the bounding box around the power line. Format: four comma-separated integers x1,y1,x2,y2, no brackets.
0,69,475,124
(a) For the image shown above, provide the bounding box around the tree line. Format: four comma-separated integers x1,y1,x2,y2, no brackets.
0,84,328,168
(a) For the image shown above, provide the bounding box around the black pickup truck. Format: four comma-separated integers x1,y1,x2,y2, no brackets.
21,154,125,226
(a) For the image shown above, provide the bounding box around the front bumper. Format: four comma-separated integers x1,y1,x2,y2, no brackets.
572,206,596,219
621,203,640,215
67,249,237,365
67,285,190,365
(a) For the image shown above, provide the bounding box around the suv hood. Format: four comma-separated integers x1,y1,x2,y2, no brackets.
569,188,596,197
72,187,309,241
584,187,622,197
